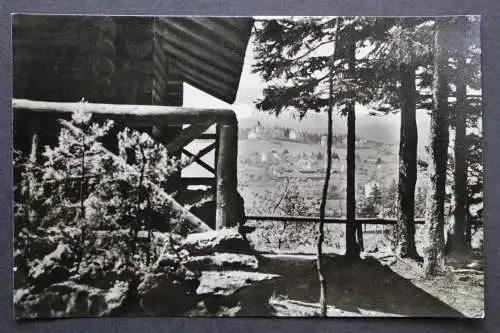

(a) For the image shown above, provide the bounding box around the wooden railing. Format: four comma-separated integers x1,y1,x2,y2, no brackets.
245,215,426,225
13,98,241,231
245,215,482,227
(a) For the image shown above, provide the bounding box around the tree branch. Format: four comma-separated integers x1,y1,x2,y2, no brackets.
288,40,335,62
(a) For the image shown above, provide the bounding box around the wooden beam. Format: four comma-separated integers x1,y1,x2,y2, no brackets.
181,177,216,187
215,124,221,169
197,142,217,158
12,99,237,126
180,142,216,173
198,133,217,140
163,122,215,153
59,119,213,233
214,124,221,227
181,148,215,174
245,215,426,225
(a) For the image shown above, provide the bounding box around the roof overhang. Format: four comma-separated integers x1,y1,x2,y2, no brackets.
155,17,254,104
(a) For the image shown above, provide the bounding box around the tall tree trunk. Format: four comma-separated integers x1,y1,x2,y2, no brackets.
345,24,362,258
424,19,450,276
317,89,332,317
317,18,340,317
396,63,422,261
446,17,469,255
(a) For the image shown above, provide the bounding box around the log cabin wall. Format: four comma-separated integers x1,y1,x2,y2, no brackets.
12,16,108,153
12,16,184,156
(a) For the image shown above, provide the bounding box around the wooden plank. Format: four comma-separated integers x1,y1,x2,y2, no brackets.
197,142,217,158
12,99,237,126
245,215,426,225
164,122,215,153
199,133,217,140
181,177,216,187
155,24,239,75
214,124,221,226
181,148,215,174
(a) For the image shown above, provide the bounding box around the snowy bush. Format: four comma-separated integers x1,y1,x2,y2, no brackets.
13,111,191,317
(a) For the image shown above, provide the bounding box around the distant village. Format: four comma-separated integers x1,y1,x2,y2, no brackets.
237,122,403,218
239,123,383,149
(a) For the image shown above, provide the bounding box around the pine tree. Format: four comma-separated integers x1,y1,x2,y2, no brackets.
446,16,481,255
366,18,436,261
343,21,363,257
369,183,383,208
253,16,410,257
253,16,385,315
423,18,451,276
383,179,399,218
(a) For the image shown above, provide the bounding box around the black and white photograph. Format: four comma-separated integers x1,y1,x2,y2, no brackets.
12,15,483,318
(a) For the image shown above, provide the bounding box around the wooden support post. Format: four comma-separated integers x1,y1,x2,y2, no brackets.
163,122,215,153
215,124,221,168
216,123,238,229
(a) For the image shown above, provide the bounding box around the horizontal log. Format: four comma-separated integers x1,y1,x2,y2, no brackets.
452,268,483,275
59,119,213,233
181,177,216,187
198,133,217,140
245,215,426,225
12,99,237,126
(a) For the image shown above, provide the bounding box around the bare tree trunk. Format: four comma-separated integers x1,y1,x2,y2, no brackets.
396,62,422,261
424,19,450,276
317,103,331,316
446,17,469,256
317,17,340,317
345,24,362,258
